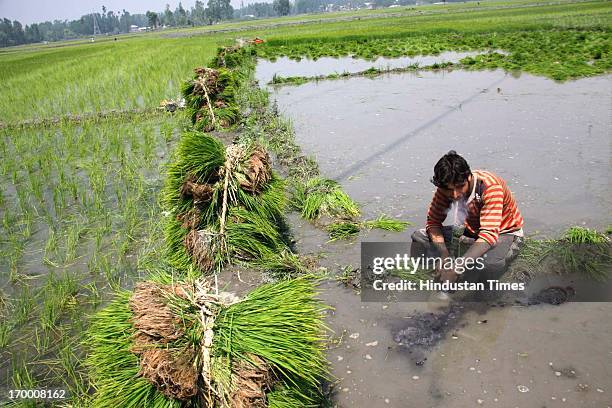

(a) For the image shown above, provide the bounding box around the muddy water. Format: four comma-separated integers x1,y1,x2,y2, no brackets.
255,52,482,85
265,69,612,407
271,70,611,233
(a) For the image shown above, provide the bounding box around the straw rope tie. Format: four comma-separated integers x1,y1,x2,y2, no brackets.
219,144,246,249
186,278,240,396
195,75,217,128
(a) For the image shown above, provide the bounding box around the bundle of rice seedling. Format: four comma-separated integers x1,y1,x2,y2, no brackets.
85,275,328,408
162,131,293,275
563,226,609,244
182,67,240,131
326,220,360,241
326,215,411,241
514,226,611,282
210,45,254,69
291,177,360,220
362,214,411,232
253,250,316,281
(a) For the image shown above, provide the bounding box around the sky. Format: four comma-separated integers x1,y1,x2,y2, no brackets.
0,0,254,25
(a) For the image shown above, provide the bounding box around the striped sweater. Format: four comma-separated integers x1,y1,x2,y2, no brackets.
425,170,524,246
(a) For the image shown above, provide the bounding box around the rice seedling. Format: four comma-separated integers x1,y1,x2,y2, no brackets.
58,340,88,400
39,272,79,331
515,226,611,281
33,327,52,357
564,226,609,244
161,124,302,277
387,267,432,283
11,356,37,390
253,250,315,280
85,275,328,407
326,215,410,241
335,265,361,290
363,214,411,232
181,67,241,132
291,177,360,220
0,321,11,349
326,220,360,241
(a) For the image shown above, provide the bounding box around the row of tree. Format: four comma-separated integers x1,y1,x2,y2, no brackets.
0,0,450,48
145,0,234,28
0,1,236,47
237,0,290,18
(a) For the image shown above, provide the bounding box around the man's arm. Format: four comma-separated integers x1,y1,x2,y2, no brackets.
426,189,452,259
460,184,503,263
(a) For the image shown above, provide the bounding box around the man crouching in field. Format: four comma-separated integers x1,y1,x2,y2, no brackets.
411,151,525,285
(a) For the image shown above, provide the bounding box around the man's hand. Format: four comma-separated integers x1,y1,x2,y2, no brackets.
434,258,459,284
437,267,459,283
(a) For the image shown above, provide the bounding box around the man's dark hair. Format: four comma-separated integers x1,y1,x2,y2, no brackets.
431,150,471,188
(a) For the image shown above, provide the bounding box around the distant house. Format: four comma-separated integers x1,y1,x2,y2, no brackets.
129,25,139,33
138,27,149,32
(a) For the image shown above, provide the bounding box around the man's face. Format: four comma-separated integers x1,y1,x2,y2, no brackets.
440,178,470,201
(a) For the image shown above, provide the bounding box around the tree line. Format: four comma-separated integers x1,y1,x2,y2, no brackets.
0,0,438,48
0,1,235,47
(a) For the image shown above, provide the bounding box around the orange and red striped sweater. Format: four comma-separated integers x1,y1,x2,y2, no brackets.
425,170,524,246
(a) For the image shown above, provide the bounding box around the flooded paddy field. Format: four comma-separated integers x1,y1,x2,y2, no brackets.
255,51,486,85
0,116,183,399
271,69,611,233
263,63,612,407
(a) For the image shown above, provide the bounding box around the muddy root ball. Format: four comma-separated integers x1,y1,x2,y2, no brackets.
138,348,198,400
129,282,187,349
193,67,221,94
180,175,215,203
183,229,215,272
240,146,272,193
129,282,198,400
177,207,202,230
230,354,274,408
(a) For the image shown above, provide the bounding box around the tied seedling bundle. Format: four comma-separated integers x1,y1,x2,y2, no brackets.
85,275,328,407
291,177,360,221
182,66,240,132
163,131,296,275
211,44,255,69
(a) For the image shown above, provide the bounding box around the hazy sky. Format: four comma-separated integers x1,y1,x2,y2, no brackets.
0,0,252,25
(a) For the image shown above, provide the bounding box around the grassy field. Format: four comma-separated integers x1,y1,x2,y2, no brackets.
0,0,610,405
